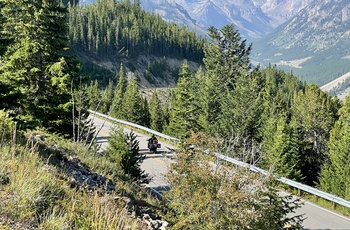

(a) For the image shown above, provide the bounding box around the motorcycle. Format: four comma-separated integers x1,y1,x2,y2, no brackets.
147,137,161,153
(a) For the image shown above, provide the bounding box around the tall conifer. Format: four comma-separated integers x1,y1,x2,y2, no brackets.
149,90,163,132
100,79,114,114
111,63,127,118
0,0,79,134
290,84,340,185
166,61,196,139
121,78,143,124
320,95,350,199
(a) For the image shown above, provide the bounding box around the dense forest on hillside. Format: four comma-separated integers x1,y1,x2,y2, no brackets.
68,0,205,61
1,0,350,228
86,21,350,201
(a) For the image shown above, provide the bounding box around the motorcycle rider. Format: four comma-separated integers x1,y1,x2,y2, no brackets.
148,134,156,144
147,134,158,153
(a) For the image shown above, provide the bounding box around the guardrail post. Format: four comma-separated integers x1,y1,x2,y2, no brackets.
298,189,302,197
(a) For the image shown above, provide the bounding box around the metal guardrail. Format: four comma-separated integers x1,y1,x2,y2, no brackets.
89,110,180,142
215,153,350,208
90,110,350,209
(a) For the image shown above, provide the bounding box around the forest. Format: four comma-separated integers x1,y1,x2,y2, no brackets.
68,0,204,61
78,1,350,200
0,0,349,228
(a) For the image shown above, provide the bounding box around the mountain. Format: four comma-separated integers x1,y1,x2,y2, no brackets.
251,0,350,85
78,0,350,88
140,0,313,40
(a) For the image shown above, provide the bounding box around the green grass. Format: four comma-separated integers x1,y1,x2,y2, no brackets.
0,129,161,229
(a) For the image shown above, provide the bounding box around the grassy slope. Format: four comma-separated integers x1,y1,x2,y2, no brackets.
0,131,161,229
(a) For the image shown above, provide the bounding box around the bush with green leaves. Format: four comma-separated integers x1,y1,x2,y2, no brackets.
164,133,304,229
105,127,144,179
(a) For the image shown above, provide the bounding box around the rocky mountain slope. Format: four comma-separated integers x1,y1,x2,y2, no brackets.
251,0,350,85
79,0,350,90
140,0,313,40
80,0,313,40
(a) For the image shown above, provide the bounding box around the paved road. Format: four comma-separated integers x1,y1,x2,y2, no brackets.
92,115,350,230
92,115,174,191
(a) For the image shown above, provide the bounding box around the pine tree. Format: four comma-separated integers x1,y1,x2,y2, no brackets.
0,0,11,56
198,72,222,135
86,80,101,110
200,24,253,136
123,130,144,178
319,95,350,199
166,61,196,139
264,115,303,181
149,90,163,132
111,63,127,118
0,0,79,135
140,97,151,127
203,24,251,90
290,84,340,185
105,127,144,179
219,69,264,141
100,79,114,114
121,78,143,124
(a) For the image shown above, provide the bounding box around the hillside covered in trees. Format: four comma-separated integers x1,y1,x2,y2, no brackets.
81,1,350,204
0,0,350,228
68,0,205,87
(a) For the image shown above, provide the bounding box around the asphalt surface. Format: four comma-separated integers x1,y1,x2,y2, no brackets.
92,115,350,230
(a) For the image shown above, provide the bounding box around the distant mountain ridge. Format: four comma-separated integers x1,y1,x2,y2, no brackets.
251,0,350,86
140,0,314,40
80,0,313,40
79,0,350,90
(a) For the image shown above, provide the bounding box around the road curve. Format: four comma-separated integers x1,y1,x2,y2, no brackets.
91,115,350,230
91,115,175,192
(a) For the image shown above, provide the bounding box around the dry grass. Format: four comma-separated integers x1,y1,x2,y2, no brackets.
0,130,156,229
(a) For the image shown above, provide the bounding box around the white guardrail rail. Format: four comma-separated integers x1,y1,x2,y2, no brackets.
90,110,350,209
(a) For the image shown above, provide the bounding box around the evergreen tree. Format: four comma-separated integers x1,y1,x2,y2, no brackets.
319,95,350,199
198,71,222,135
105,126,127,167
161,89,172,130
200,24,253,135
166,61,196,139
189,66,206,133
68,0,204,61
219,69,264,141
100,79,114,114
290,84,340,185
121,78,143,124
0,0,79,135
0,81,21,111
123,130,144,178
111,63,127,118
86,80,100,110
140,97,151,127
203,24,251,90
0,0,11,56
264,115,303,181
149,90,163,132
105,127,144,179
